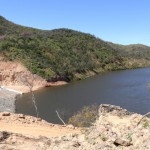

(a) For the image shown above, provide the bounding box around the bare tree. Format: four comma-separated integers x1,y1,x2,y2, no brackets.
0,72,3,88
0,65,4,88
56,110,66,125
20,72,39,118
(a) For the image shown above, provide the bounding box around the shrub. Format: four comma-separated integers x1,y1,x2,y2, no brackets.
68,104,98,127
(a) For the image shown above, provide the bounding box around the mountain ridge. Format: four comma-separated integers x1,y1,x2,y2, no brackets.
1,16,149,46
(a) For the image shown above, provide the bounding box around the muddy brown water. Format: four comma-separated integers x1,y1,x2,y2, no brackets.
16,68,150,124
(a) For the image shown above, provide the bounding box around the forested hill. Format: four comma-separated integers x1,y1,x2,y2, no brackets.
0,16,150,81
108,42,150,59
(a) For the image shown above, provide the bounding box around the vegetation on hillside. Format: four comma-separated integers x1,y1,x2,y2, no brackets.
108,42,150,59
1,16,150,81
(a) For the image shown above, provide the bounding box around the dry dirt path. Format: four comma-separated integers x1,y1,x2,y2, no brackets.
0,112,81,138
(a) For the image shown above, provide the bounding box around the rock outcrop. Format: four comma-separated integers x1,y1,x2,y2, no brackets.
0,104,150,149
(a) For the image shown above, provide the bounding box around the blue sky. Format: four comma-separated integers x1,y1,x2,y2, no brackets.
0,0,150,46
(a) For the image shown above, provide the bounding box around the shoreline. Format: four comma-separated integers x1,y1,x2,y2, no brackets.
1,81,67,94
0,86,23,94
4,81,68,94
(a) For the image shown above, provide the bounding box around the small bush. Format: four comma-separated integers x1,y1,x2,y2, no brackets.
68,104,98,127
143,122,149,128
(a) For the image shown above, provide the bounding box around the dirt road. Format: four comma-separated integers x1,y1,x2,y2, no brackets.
0,112,80,138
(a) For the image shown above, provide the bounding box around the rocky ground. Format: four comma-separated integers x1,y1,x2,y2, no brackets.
0,104,150,149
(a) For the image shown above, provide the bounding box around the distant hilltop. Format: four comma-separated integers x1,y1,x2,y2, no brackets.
1,16,150,82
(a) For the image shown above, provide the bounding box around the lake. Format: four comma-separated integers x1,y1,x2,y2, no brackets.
16,67,150,124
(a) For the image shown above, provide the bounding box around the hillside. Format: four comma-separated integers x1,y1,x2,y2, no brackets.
108,42,150,59
1,16,150,82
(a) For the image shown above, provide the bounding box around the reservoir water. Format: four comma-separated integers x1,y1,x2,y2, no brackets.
16,68,150,124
